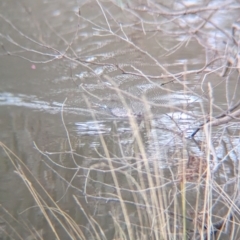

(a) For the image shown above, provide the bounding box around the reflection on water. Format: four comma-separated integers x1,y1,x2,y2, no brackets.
1,0,240,239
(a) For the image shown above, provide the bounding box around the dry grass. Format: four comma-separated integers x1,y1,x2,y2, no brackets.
1,92,240,239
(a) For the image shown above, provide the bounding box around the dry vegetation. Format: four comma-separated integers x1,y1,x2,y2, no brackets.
1,0,240,239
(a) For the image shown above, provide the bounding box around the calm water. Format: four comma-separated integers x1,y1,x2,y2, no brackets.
0,0,240,239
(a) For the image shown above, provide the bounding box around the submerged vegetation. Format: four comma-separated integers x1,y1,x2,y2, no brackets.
1,0,240,239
